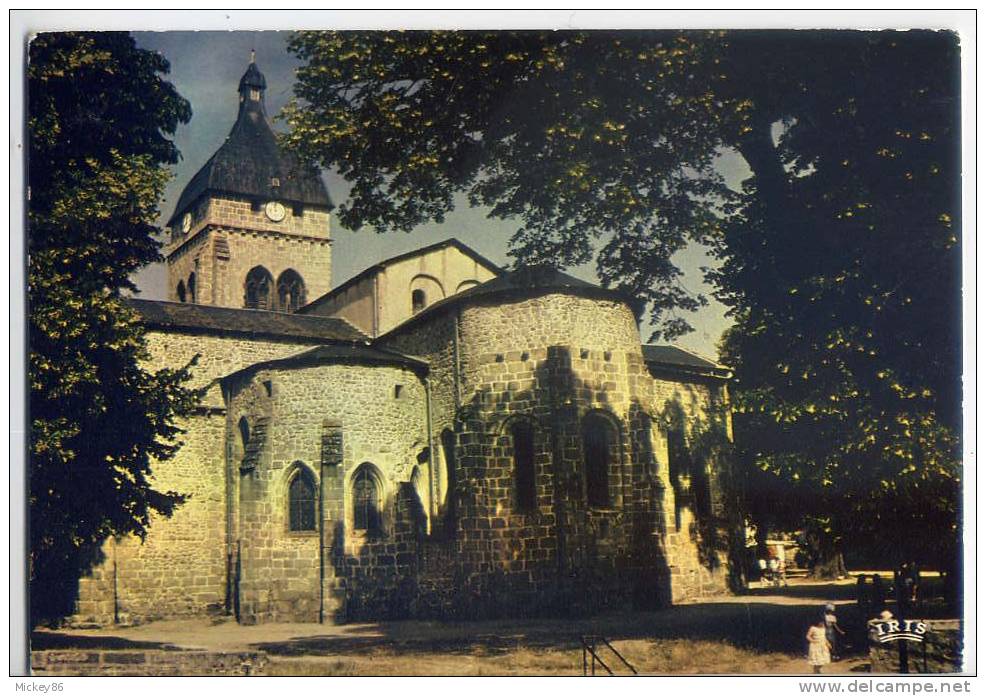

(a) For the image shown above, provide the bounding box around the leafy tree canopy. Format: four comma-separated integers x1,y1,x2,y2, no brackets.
283,29,962,568
284,30,735,339
716,31,961,568
28,32,200,623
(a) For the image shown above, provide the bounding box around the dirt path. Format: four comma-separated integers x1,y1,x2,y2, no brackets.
32,579,872,675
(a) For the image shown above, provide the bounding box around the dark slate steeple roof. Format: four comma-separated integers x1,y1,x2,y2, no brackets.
167,56,331,227
238,53,267,91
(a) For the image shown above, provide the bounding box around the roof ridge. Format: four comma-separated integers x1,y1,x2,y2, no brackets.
665,343,727,370
299,237,503,312
218,342,430,385
126,298,370,342
377,266,627,340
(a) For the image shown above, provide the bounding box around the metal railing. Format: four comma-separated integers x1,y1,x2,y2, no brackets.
581,635,638,676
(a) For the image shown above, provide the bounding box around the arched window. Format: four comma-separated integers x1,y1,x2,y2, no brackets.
353,465,382,533
176,280,186,303
187,272,197,304
244,266,273,310
410,274,444,314
238,417,250,452
455,279,480,294
511,420,536,512
276,269,306,313
583,413,616,508
236,416,250,463
288,465,317,532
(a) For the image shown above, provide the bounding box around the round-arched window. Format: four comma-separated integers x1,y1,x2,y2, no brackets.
276,269,306,313
288,465,317,532
353,465,382,533
244,266,274,310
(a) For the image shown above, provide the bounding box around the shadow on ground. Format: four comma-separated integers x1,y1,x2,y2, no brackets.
31,580,955,666
251,593,850,659
746,582,858,601
30,632,184,651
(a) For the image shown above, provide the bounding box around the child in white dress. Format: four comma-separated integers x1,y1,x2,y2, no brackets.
806,619,832,673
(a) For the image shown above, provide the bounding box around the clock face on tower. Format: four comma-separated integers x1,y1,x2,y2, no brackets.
265,200,286,222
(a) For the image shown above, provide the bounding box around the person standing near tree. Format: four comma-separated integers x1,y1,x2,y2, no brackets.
856,575,870,613
907,562,920,607
871,574,886,611
777,547,789,587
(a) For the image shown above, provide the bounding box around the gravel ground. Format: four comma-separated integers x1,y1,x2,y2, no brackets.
31,578,875,675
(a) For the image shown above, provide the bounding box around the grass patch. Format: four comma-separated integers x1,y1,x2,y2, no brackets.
264,639,807,676
266,657,359,676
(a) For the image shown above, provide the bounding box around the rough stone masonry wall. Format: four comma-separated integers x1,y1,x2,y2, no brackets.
378,314,459,522
165,231,212,304
166,194,331,309
226,363,428,624
208,227,332,310
73,329,322,626
646,372,730,602
869,621,963,673
379,292,732,617
448,294,667,616
32,650,268,676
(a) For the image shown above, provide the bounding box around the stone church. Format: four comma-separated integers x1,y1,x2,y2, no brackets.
74,59,737,625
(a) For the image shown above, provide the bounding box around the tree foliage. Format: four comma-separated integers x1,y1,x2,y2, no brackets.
284,31,732,339
715,31,961,569
283,30,961,568
28,32,199,623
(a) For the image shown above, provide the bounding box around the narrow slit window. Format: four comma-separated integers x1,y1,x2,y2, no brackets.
583,414,614,508
512,421,536,513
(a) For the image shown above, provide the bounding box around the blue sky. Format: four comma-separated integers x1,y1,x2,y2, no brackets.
132,31,741,359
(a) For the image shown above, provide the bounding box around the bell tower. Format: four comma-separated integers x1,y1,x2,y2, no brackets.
164,54,332,312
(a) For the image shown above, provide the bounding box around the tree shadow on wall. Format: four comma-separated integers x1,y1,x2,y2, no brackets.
31,540,108,627
432,345,678,618
319,344,745,625
325,481,429,624
661,397,731,578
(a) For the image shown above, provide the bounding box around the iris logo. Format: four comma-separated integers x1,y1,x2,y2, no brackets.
870,619,928,643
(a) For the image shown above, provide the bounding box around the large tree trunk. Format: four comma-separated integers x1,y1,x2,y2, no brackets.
811,549,847,579
735,116,790,210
